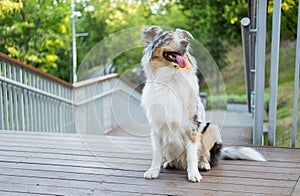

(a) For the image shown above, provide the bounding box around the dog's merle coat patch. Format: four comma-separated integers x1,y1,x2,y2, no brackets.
209,142,223,167
201,123,211,134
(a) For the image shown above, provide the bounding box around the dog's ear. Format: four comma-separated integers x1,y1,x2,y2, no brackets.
142,26,163,46
175,28,194,40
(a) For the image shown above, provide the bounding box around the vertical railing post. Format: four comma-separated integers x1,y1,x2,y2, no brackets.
8,64,14,130
292,0,300,148
268,0,282,146
241,17,251,112
2,61,8,130
0,80,3,130
17,66,25,131
23,70,29,131
12,66,19,130
249,0,257,114
0,61,3,129
253,0,267,145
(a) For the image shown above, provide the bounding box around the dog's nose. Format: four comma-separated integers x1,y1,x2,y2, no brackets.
180,40,189,48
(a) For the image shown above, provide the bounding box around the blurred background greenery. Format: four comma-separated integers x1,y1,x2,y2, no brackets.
1,0,297,82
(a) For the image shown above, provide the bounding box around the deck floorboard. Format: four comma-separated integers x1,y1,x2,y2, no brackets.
0,131,299,195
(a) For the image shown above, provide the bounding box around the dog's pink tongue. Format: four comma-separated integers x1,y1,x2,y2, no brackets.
176,55,187,68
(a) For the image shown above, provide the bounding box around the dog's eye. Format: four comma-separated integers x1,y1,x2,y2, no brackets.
164,38,173,43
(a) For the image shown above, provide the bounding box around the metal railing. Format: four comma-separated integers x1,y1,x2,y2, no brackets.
241,0,299,147
0,52,147,134
73,74,147,135
0,53,75,133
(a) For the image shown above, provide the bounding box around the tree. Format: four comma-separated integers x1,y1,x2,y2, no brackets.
0,0,22,18
267,0,298,40
0,0,71,80
178,0,248,92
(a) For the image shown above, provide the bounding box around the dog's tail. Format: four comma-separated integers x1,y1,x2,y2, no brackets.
220,146,266,162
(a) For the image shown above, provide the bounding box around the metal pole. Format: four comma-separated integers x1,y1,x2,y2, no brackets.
268,0,282,146
249,0,257,114
292,0,300,148
253,0,267,145
241,17,252,112
71,0,77,83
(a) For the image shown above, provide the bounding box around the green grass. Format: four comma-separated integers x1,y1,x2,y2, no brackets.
206,93,269,110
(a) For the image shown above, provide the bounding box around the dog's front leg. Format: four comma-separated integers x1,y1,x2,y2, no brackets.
186,140,202,182
144,133,163,179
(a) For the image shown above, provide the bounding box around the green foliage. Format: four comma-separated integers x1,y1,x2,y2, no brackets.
0,0,22,19
268,0,298,40
178,0,248,69
0,0,71,80
0,0,299,84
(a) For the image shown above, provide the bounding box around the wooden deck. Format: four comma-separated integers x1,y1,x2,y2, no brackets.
0,131,299,195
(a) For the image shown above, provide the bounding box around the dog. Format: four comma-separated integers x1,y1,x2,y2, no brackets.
141,26,266,183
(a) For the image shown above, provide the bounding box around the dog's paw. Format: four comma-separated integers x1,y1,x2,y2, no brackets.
163,161,176,169
144,168,160,179
199,162,211,171
163,161,169,169
187,171,202,182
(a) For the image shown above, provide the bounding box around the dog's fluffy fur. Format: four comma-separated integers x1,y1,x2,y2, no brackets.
141,26,266,182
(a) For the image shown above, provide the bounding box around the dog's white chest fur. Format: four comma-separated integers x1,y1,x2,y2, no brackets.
142,71,200,169
142,71,199,132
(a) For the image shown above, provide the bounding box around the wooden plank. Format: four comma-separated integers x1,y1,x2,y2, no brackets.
0,134,148,148
0,133,151,147
0,171,292,195
0,136,299,170
0,139,299,174
0,182,106,196
0,158,298,186
292,177,300,196
0,149,300,177
0,153,298,182
0,181,242,196
1,144,299,169
0,145,291,169
2,131,300,156
0,160,297,189
0,145,150,160
2,138,300,165
0,141,152,158
0,161,295,189
0,132,299,195
0,130,151,143
0,190,46,196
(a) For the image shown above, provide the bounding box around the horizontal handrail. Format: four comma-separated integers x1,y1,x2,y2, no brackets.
0,76,73,104
75,88,141,106
0,75,141,107
0,52,73,88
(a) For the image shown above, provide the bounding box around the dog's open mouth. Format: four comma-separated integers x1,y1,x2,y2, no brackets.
163,52,187,68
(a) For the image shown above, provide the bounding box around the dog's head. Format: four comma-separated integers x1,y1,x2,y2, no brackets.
141,26,196,79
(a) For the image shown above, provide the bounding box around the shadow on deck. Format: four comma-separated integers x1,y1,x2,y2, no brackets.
0,130,299,195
